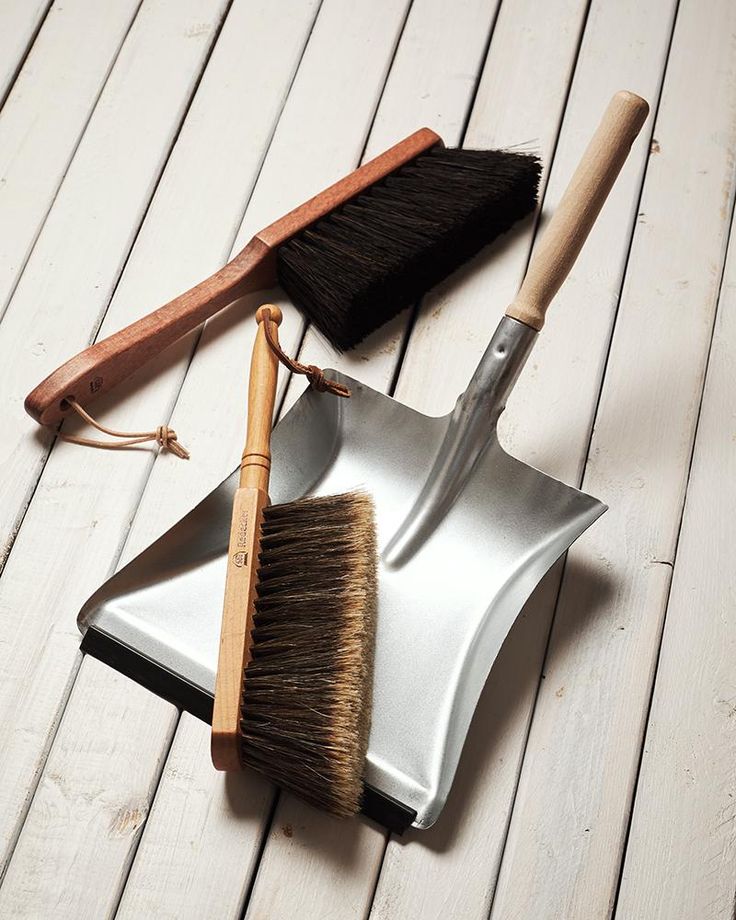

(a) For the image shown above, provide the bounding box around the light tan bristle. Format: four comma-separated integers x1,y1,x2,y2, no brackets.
238,491,377,817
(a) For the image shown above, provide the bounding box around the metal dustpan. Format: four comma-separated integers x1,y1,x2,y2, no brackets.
78,92,647,831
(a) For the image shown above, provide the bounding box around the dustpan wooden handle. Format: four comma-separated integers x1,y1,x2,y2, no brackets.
240,305,282,490
506,90,649,331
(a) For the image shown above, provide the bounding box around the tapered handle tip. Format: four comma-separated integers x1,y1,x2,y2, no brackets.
614,90,649,116
256,303,282,325
611,90,650,134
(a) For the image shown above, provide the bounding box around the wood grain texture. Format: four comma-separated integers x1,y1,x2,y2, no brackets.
394,0,591,417
0,0,230,571
369,1,675,917
126,1,506,916
614,213,736,920
0,0,320,903
212,306,280,770
245,800,386,920
0,0,140,322
241,305,283,490
506,91,649,330
0,0,233,874
0,0,51,102
212,486,268,771
251,0,597,917
117,713,272,920
0,0,732,915
0,0,408,914
489,0,736,916
24,128,438,427
0,657,178,918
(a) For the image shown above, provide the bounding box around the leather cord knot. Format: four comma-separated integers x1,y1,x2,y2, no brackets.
58,399,190,459
305,365,330,392
261,311,351,398
154,425,189,459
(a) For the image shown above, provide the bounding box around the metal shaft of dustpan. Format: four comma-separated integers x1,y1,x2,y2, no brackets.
385,90,649,567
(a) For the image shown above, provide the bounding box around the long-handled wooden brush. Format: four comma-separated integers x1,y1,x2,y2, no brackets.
26,129,540,427
211,303,377,817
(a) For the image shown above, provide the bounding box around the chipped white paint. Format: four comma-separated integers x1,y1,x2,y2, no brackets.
0,657,177,917
118,713,273,920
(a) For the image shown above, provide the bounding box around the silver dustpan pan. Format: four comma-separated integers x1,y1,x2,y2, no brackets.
78,92,647,831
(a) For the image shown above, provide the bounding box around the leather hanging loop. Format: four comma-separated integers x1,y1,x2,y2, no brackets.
58,399,190,459
261,310,351,398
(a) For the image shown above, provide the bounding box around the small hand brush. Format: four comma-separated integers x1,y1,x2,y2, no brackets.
26,129,541,426
211,304,378,817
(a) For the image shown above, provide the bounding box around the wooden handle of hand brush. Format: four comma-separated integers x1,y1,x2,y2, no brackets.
240,304,283,490
212,303,282,771
506,90,649,331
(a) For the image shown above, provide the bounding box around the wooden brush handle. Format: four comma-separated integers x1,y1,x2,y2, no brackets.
240,304,282,490
25,128,440,428
212,303,283,771
23,239,275,427
506,90,649,330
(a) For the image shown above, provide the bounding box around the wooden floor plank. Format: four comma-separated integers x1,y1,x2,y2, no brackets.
0,0,52,103
117,714,273,920
0,0,318,889
367,1,677,916
112,2,420,915
0,0,141,323
489,0,736,916
0,659,177,919
614,218,736,919
0,0,231,571
243,1,509,913
279,0,502,417
0,0,233,874
247,0,612,916
0,0,731,914
0,0,408,915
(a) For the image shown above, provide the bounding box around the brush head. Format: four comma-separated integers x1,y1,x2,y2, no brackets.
276,145,541,350
239,491,378,817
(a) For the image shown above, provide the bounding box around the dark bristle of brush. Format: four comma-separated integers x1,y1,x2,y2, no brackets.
238,492,377,817
276,146,541,350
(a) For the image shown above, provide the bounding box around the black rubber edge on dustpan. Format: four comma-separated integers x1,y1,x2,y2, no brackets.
80,626,417,834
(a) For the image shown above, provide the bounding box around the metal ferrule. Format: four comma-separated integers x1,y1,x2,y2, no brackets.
384,315,537,567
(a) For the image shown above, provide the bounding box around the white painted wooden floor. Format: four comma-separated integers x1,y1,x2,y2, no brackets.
0,0,734,917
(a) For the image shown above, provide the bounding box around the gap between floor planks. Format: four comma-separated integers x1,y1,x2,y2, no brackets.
0,0,53,106
0,1,724,920
613,200,736,920
488,0,736,916
253,1,682,918
0,0,143,327
0,0,238,877
0,0,414,908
